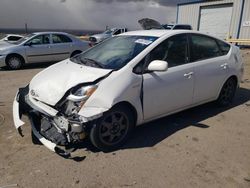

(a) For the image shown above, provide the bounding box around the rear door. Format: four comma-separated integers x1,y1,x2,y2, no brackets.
143,34,194,120
189,34,229,104
51,34,73,61
25,34,53,63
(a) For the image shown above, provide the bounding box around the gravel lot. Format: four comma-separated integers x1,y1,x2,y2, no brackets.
0,50,250,188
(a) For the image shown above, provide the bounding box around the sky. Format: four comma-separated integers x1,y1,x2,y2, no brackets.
0,0,197,31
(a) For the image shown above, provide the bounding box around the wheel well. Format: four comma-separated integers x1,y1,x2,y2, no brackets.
6,53,25,64
70,50,82,57
113,101,138,125
227,75,238,86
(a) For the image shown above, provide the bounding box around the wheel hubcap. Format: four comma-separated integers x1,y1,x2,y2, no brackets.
9,57,21,69
99,112,129,145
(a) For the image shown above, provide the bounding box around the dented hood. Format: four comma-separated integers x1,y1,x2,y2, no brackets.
29,60,111,106
138,18,164,30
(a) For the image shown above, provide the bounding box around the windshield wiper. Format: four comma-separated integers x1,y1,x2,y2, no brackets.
80,57,104,68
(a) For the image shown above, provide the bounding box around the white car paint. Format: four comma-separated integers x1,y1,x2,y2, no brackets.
13,29,244,154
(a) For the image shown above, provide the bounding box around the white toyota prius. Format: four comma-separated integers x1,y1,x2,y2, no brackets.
13,30,244,156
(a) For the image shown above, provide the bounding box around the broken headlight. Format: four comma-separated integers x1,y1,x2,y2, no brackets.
61,85,97,117
67,85,97,107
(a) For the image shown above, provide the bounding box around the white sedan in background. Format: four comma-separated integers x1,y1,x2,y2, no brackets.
0,32,88,70
0,34,24,42
13,30,244,157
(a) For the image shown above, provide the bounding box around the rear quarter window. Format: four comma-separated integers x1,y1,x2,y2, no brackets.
217,40,231,55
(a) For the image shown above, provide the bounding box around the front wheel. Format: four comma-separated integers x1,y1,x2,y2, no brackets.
216,77,237,107
6,55,23,70
90,105,135,152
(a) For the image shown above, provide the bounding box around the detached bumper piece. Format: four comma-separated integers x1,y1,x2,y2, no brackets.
13,86,81,158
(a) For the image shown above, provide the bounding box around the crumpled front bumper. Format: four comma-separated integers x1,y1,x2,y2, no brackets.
12,87,71,157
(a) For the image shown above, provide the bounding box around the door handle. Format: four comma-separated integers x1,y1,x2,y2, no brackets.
184,72,193,78
48,46,51,49
220,63,228,69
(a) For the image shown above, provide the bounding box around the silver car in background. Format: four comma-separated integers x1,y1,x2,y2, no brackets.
0,32,89,70
89,28,128,46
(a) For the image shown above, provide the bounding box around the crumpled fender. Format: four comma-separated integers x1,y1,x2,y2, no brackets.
78,67,144,125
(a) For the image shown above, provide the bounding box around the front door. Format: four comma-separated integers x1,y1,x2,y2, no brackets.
25,34,53,63
143,34,194,120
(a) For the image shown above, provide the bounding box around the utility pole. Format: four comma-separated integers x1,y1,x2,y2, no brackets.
25,23,28,34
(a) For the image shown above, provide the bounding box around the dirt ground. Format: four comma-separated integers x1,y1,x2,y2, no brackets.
0,50,250,188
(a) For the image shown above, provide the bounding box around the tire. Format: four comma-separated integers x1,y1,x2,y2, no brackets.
90,105,135,152
216,77,237,107
6,55,23,70
70,51,82,58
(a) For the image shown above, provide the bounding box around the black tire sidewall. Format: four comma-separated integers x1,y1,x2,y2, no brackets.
90,105,135,152
217,78,237,106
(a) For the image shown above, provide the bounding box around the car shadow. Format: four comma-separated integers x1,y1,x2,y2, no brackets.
78,87,250,153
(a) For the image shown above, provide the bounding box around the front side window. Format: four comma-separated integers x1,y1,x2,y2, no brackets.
27,34,50,45
52,34,72,43
70,35,158,70
190,34,221,62
113,29,122,35
145,34,188,68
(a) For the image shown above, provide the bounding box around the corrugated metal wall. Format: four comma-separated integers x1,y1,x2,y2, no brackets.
239,0,250,39
177,0,250,39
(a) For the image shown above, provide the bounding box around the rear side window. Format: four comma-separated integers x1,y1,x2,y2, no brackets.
190,34,221,62
52,34,72,43
217,40,231,55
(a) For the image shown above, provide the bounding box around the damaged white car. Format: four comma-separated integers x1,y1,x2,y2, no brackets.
13,30,244,156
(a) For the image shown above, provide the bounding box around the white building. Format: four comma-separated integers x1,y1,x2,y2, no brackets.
177,0,250,40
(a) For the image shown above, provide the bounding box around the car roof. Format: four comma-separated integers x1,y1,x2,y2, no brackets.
33,31,70,35
120,29,197,37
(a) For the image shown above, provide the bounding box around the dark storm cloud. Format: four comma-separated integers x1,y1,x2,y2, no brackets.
0,0,197,30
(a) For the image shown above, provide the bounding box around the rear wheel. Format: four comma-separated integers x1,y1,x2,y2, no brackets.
90,105,135,152
216,77,237,107
6,55,23,70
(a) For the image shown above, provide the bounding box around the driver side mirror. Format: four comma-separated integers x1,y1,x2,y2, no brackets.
147,60,168,72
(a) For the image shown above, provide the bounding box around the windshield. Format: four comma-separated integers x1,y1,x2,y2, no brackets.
12,34,35,45
103,29,114,35
162,24,173,30
71,35,158,70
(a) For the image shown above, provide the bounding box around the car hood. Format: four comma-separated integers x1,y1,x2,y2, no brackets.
138,18,164,30
0,42,16,51
91,33,111,40
29,59,112,106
